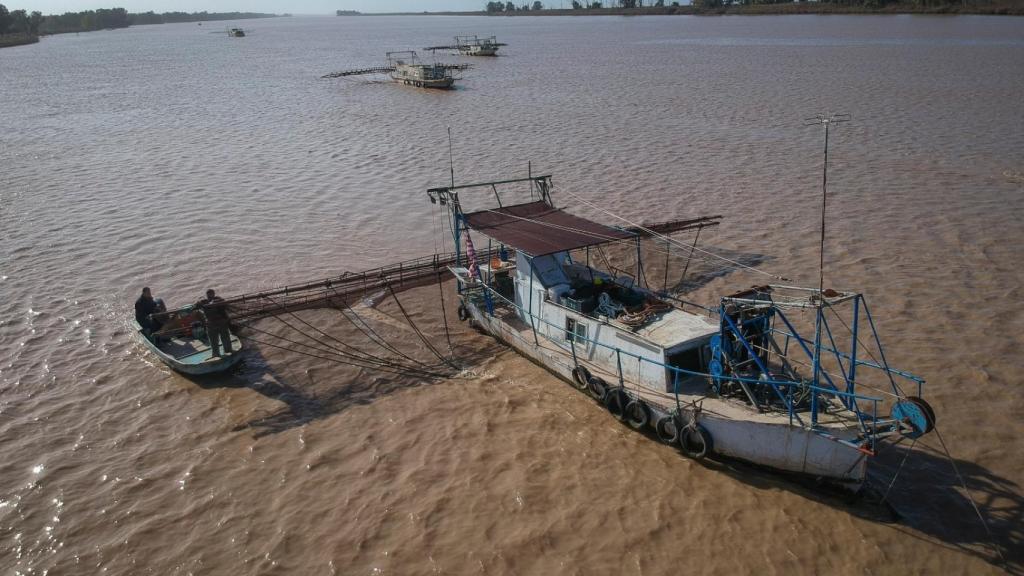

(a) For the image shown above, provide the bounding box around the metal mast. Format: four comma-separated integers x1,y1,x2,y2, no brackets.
804,112,849,420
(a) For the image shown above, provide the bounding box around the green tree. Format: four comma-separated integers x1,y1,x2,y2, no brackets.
532,1,543,8
0,4,11,35
505,1,515,10
9,8,27,33
29,10,41,34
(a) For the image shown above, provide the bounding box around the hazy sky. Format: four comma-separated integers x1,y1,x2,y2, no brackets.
3,1,498,15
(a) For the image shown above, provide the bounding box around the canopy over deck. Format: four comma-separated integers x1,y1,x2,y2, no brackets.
462,200,636,256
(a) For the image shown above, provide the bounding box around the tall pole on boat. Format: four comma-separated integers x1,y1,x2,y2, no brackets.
447,126,456,188
805,113,849,423
447,127,461,270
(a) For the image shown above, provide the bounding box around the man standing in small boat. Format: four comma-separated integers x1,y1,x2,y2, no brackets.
197,289,233,357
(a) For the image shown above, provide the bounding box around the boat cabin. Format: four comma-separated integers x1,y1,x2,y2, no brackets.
454,196,719,393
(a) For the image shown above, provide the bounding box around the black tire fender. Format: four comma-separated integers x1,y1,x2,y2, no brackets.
587,376,608,403
604,387,628,420
679,424,712,460
457,304,469,322
571,366,591,390
655,414,682,445
624,399,650,430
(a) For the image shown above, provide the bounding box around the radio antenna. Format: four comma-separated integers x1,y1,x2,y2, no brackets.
804,112,850,388
447,126,456,188
804,113,850,304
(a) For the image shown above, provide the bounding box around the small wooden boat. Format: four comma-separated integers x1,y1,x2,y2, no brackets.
227,27,245,37
133,306,243,375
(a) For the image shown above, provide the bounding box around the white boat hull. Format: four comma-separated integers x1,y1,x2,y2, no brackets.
466,303,867,489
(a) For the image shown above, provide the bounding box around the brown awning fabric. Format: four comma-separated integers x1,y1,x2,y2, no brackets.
462,201,636,256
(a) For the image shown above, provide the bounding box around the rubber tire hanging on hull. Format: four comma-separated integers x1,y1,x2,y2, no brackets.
655,414,683,444
624,399,650,430
604,387,628,420
587,376,608,403
457,304,469,322
679,424,711,460
571,366,591,391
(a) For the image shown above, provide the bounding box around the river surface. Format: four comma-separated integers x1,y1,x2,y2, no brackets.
2,13,1023,575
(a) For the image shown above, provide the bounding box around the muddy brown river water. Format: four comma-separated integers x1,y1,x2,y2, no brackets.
1,13,1023,575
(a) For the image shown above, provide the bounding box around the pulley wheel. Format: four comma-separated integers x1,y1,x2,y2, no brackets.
905,396,936,433
891,398,934,439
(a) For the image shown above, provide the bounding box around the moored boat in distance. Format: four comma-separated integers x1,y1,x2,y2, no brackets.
133,307,243,375
425,35,507,56
427,173,936,491
322,51,470,90
227,27,246,37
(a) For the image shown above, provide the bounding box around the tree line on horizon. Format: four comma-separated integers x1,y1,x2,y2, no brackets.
0,4,277,38
485,2,546,11
485,0,1012,9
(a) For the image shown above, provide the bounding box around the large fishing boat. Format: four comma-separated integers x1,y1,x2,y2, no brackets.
322,51,471,90
427,173,936,490
425,35,507,57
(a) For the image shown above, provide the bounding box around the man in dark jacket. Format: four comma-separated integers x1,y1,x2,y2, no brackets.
197,288,233,357
135,287,163,336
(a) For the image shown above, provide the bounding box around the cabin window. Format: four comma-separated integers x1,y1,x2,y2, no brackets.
565,317,587,345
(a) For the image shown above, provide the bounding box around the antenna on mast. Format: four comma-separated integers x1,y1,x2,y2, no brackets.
804,112,850,391
447,126,456,188
804,113,850,304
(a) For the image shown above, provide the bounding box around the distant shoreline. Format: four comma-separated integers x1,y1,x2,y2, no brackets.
359,3,1023,17
0,10,285,50
0,32,40,48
